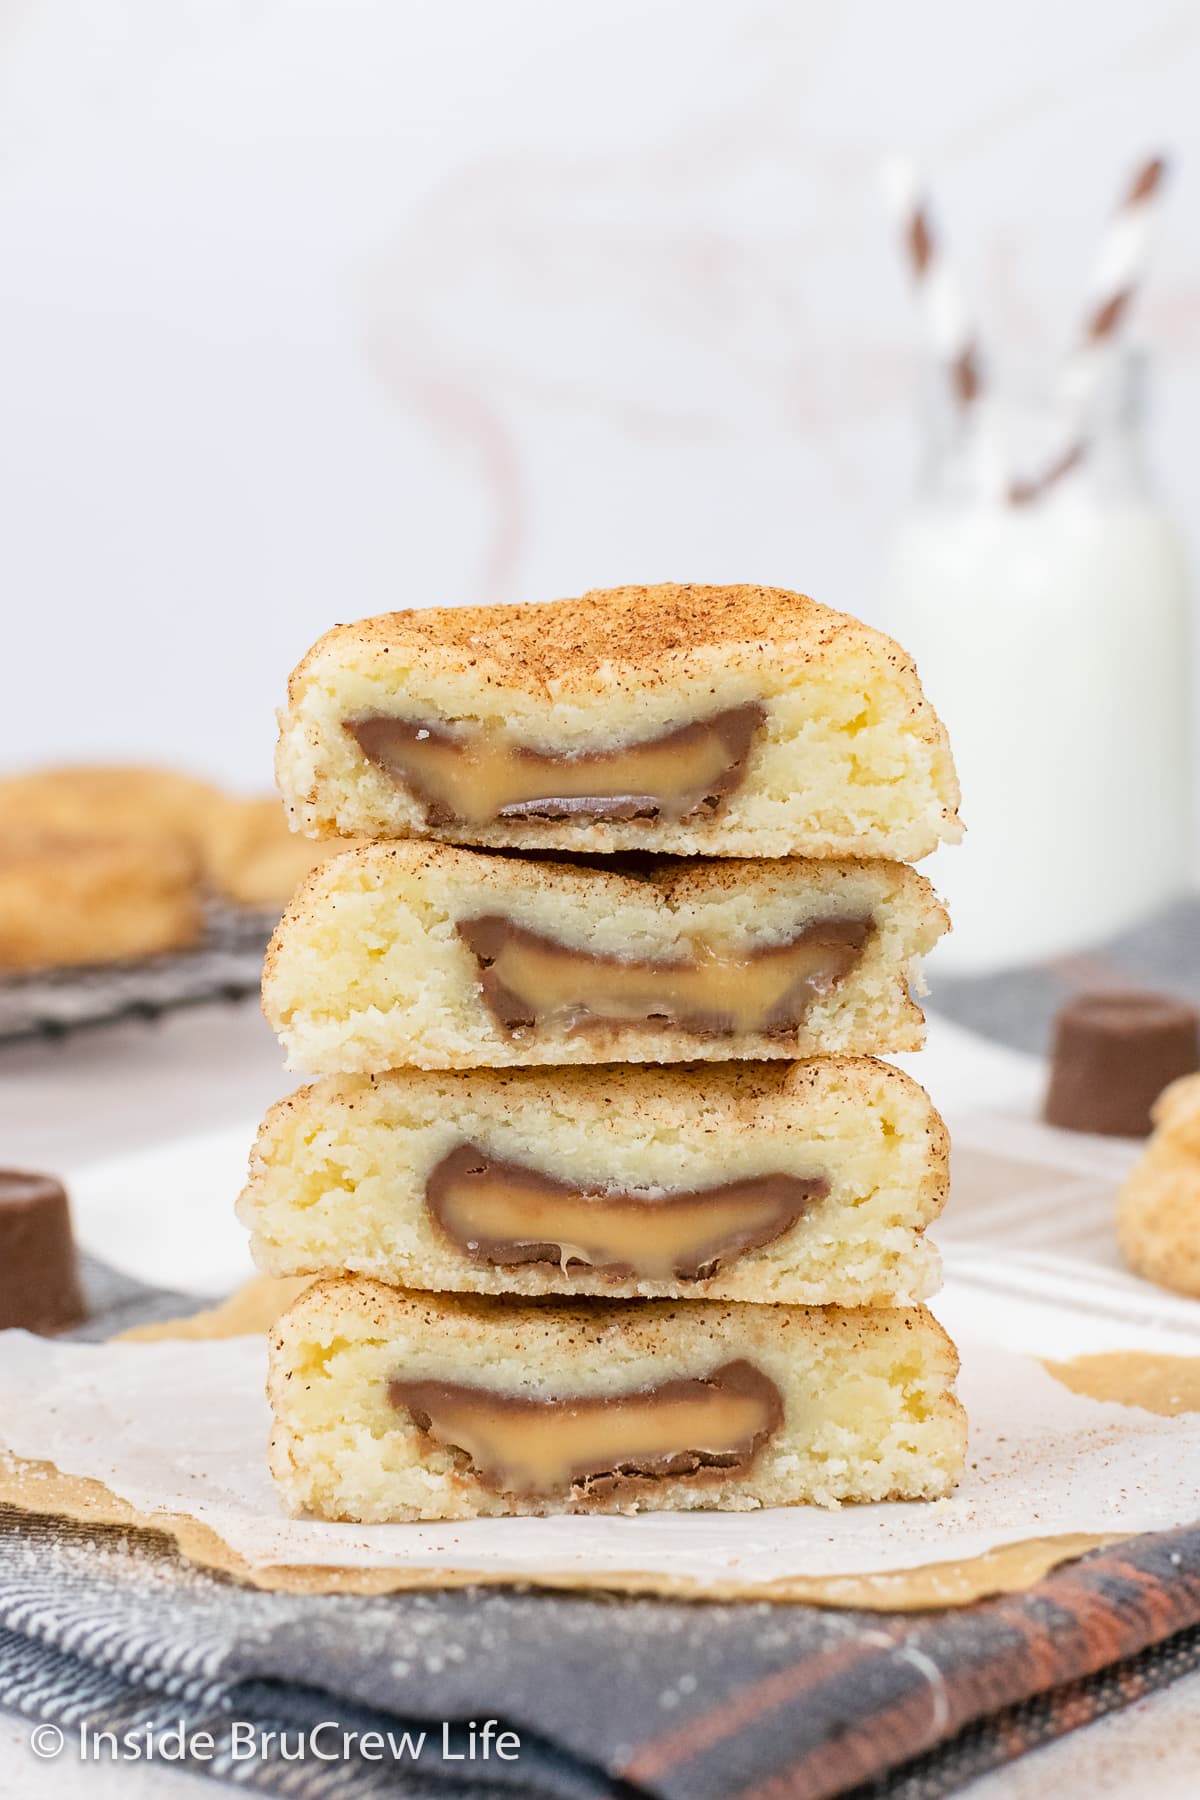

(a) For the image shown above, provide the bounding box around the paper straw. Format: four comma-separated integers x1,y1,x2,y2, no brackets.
1011,154,1169,504
881,155,984,412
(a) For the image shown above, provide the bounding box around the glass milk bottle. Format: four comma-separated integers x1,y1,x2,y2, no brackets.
884,353,1193,973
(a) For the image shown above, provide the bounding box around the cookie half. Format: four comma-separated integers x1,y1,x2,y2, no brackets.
276,583,961,861
261,841,948,1072
240,1058,947,1306
267,1277,965,1521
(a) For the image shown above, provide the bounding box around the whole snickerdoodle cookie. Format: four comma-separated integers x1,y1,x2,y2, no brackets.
1117,1072,1200,1296
0,829,202,969
203,795,359,910
0,764,226,860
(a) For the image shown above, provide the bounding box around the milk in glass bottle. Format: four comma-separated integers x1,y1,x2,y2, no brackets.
885,352,1192,972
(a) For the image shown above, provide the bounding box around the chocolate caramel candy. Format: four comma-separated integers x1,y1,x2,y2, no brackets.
426,1143,826,1280
389,1359,783,1498
0,1170,87,1334
347,704,764,828
458,914,870,1036
1044,990,1200,1138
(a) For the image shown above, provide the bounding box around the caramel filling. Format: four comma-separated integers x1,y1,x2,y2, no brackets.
425,1143,826,1280
346,704,764,827
458,914,870,1035
388,1360,782,1496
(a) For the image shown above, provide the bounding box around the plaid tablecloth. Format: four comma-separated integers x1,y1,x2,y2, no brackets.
2,1496,1199,1800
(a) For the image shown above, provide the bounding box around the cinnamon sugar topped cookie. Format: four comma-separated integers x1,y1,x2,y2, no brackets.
267,1277,965,1521
239,1057,949,1308
276,583,961,861
261,840,947,1074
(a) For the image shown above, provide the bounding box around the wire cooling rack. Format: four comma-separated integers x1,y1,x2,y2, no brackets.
0,903,276,1047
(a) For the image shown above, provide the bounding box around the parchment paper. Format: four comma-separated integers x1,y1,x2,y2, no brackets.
5,1084,1199,1610
1,1312,1197,1608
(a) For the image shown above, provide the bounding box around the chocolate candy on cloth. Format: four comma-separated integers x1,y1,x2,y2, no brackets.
0,1170,87,1333
1044,990,1200,1138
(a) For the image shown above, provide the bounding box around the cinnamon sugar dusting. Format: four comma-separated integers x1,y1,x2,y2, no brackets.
293,583,870,695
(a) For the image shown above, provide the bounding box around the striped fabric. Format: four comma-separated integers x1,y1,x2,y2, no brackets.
2,1478,1200,1797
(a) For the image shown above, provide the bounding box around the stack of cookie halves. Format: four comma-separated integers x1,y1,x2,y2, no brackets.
242,584,968,1522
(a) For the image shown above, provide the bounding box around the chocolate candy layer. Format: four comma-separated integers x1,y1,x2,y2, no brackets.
425,1143,827,1280
0,1170,87,1334
389,1359,782,1498
1044,990,1200,1138
346,704,764,828
458,915,870,1036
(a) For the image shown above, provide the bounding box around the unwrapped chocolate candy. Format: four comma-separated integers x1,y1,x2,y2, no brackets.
0,1170,87,1333
1044,991,1200,1138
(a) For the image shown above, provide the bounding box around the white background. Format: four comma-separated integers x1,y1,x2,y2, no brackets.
1,0,1199,789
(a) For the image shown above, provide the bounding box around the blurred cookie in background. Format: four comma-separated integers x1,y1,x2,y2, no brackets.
0,764,227,864
0,829,203,968
0,764,350,972
1117,1073,1200,1297
204,795,359,910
